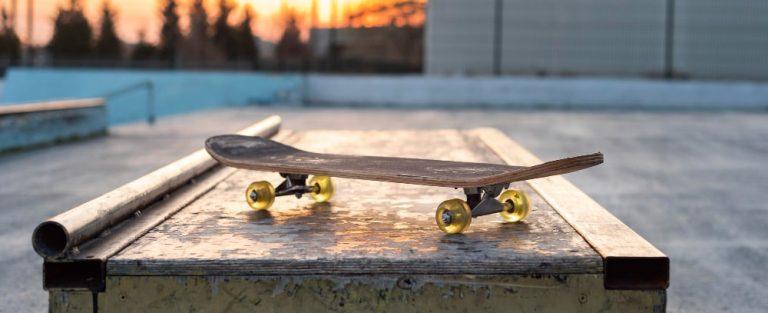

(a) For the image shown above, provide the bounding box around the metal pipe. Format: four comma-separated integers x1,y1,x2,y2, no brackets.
103,81,156,125
32,115,282,258
275,185,317,197
147,82,156,125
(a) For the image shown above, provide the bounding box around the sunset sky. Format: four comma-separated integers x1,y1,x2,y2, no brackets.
1,0,424,45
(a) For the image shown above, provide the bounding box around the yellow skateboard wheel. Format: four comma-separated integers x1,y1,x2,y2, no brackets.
245,181,275,211
308,175,334,203
499,189,531,222
435,199,472,234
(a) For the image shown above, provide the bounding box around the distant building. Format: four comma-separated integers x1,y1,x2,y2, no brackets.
310,25,423,71
425,0,768,80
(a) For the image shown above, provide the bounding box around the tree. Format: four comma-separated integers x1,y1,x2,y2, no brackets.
94,1,121,59
275,13,306,67
0,6,21,65
235,4,258,68
158,0,181,62
131,30,156,62
213,0,237,58
180,0,225,67
189,0,210,42
48,0,93,60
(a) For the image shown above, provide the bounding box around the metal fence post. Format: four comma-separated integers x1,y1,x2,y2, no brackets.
103,80,157,125
146,81,156,125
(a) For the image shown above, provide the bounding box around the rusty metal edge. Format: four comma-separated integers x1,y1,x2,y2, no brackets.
40,116,286,291
470,128,670,291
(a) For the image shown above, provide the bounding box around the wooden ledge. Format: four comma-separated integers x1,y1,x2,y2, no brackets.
472,128,669,290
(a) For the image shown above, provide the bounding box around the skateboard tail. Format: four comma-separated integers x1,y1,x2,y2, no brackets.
492,152,604,183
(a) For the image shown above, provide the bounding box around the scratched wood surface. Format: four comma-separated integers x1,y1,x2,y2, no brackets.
109,130,602,276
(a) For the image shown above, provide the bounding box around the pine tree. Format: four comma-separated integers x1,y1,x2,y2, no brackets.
94,1,121,59
181,0,225,67
276,13,305,63
158,0,181,62
189,0,210,42
235,4,258,68
48,0,93,60
0,6,21,65
131,31,156,61
213,0,237,59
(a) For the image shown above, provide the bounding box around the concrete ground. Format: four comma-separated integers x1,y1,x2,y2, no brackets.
1,107,766,312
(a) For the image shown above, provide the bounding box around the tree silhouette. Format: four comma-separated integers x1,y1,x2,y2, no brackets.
275,12,306,68
94,1,121,59
131,30,156,61
235,4,258,68
48,0,93,60
189,0,210,42
0,6,21,65
180,0,226,67
213,0,237,59
159,0,181,63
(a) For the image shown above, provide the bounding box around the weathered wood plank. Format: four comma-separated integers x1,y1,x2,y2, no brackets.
74,131,295,262
109,130,602,276
98,274,665,313
471,128,669,290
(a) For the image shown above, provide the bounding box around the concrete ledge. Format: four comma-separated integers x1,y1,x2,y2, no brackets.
3,69,303,124
0,99,108,153
306,75,768,110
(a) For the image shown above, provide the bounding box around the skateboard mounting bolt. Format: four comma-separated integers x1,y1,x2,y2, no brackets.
441,212,453,224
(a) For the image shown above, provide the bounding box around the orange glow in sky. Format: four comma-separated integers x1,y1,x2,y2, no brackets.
1,0,425,45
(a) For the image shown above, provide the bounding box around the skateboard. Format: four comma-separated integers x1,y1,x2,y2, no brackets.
205,135,603,234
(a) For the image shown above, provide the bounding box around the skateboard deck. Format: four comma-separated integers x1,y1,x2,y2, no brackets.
205,135,603,188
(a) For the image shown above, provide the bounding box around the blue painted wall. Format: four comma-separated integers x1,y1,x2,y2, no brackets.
1,68,302,124
0,105,107,152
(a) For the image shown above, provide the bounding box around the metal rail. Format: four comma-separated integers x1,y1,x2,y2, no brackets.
103,80,156,125
32,115,283,259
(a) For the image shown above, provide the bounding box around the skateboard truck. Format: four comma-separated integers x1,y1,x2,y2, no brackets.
245,174,335,211
246,174,531,235
247,175,531,235
464,183,510,217
274,174,317,199
434,183,532,234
